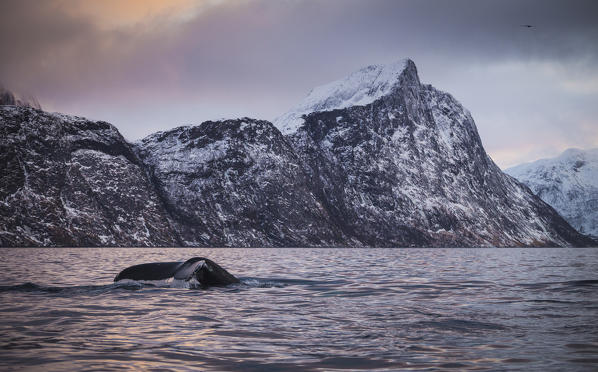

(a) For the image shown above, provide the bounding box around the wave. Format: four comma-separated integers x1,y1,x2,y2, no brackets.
0,281,142,294
2,277,596,296
413,318,508,332
515,279,598,291
0,276,314,294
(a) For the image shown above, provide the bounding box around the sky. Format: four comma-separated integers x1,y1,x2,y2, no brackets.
1,0,597,168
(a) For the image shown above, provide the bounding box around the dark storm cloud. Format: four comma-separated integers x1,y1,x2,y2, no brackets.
1,0,597,166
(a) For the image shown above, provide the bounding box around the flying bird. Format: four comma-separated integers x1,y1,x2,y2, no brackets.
521,24,534,28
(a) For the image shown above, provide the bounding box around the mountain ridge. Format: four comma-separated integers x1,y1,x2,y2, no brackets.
1,60,595,247
134,117,350,247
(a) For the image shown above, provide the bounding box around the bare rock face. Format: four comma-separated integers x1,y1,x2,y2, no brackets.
0,86,41,110
134,118,349,247
0,106,179,247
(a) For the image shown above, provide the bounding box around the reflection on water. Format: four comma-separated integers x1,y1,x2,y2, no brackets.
0,248,598,371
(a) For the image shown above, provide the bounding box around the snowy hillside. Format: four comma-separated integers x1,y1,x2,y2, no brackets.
274,60,409,135
134,118,350,247
0,106,179,246
506,148,598,238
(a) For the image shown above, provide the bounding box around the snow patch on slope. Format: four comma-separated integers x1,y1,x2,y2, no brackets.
274,59,410,135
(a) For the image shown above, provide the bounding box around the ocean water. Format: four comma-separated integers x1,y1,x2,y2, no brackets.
1,248,597,371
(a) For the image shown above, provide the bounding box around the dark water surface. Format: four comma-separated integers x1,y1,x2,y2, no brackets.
1,248,598,371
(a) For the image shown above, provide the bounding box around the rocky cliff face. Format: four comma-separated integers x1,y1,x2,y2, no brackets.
134,118,350,247
278,60,592,247
0,106,179,246
506,148,598,238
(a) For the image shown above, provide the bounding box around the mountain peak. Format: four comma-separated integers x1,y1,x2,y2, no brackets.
0,85,41,110
505,147,598,238
507,147,598,171
274,59,417,135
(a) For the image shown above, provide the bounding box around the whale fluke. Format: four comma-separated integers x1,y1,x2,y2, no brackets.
114,257,239,286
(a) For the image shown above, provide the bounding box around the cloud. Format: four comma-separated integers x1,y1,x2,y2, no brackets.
0,0,597,166
58,0,207,29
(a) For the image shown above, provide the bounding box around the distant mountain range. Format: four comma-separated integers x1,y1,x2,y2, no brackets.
506,148,598,238
0,60,594,247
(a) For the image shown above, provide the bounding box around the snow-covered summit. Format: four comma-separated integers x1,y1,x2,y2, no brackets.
274,59,416,135
506,148,598,237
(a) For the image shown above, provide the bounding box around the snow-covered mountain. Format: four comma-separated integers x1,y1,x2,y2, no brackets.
1,59,594,247
0,106,179,246
135,118,350,247
506,148,598,238
282,59,591,247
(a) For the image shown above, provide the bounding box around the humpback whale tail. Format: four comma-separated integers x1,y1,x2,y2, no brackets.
114,257,239,286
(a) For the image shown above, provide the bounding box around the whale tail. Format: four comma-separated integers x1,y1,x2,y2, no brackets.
114,257,239,286
114,261,181,282
173,257,239,285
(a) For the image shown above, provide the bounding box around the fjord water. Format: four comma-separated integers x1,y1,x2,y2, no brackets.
1,248,597,371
